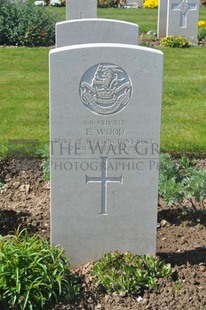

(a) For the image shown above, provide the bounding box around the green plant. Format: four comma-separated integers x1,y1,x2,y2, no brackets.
198,27,206,42
0,0,57,46
159,154,184,206
183,168,206,208
178,155,196,172
160,36,191,48
140,32,157,47
42,159,50,180
159,154,206,209
35,146,49,159
34,147,50,180
0,227,79,310
92,251,173,295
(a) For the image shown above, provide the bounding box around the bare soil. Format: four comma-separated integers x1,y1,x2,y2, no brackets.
0,157,206,310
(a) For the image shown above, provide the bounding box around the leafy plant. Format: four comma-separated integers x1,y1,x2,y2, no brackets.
92,251,173,295
198,27,206,42
159,154,206,209
159,176,184,206
0,0,57,46
0,227,79,310
178,155,196,172
35,145,49,158
42,159,50,180
35,147,50,181
183,168,206,207
160,36,191,48
140,32,157,47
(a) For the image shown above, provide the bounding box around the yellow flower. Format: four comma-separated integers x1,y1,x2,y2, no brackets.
143,0,158,9
198,20,206,28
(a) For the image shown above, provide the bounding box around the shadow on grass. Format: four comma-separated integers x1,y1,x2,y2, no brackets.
0,209,39,236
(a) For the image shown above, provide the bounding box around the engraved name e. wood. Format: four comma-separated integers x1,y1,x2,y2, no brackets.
79,63,132,115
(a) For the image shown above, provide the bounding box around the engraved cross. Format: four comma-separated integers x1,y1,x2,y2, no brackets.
86,156,123,215
172,0,197,28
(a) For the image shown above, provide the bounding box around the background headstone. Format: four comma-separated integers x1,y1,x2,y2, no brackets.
125,0,142,8
56,19,139,47
66,0,97,20
50,43,163,267
157,0,168,38
167,0,200,42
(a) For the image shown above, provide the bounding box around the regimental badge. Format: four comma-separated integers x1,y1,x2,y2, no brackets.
79,63,133,115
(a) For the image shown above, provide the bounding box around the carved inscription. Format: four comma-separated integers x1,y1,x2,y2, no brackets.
172,0,197,27
79,63,132,115
85,119,126,137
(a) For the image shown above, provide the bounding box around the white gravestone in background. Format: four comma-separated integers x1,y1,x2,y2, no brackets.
66,0,97,20
126,0,142,8
50,43,163,267
167,0,199,42
137,0,144,7
56,19,139,47
157,0,168,38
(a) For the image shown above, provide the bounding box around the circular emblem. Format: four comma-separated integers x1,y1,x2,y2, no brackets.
79,63,132,115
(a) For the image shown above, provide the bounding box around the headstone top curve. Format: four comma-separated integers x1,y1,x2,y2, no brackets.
50,43,164,56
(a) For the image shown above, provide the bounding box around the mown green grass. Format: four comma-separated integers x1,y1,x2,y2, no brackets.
161,47,206,154
52,7,158,32
54,7,206,34
98,8,158,32
0,8,206,157
0,48,49,156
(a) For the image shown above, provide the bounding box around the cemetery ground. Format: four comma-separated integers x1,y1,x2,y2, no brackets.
0,6,206,310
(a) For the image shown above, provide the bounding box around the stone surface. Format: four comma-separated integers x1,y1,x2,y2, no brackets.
125,0,142,8
167,0,200,42
50,43,163,267
157,0,168,38
66,0,97,20
56,19,139,47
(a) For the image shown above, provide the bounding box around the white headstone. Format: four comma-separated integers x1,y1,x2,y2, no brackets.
34,0,46,6
56,19,139,47
125,0,142,8
157,0,168,38
167,0,200,42
137,0,144,7
66,0,97,20
50,43,163,267
50,0,61,6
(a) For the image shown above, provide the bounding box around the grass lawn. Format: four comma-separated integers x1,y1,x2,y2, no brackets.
0,48,49,155
53,7,158,33
98,8,158,32
161,47,206,154
0,8,206,157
